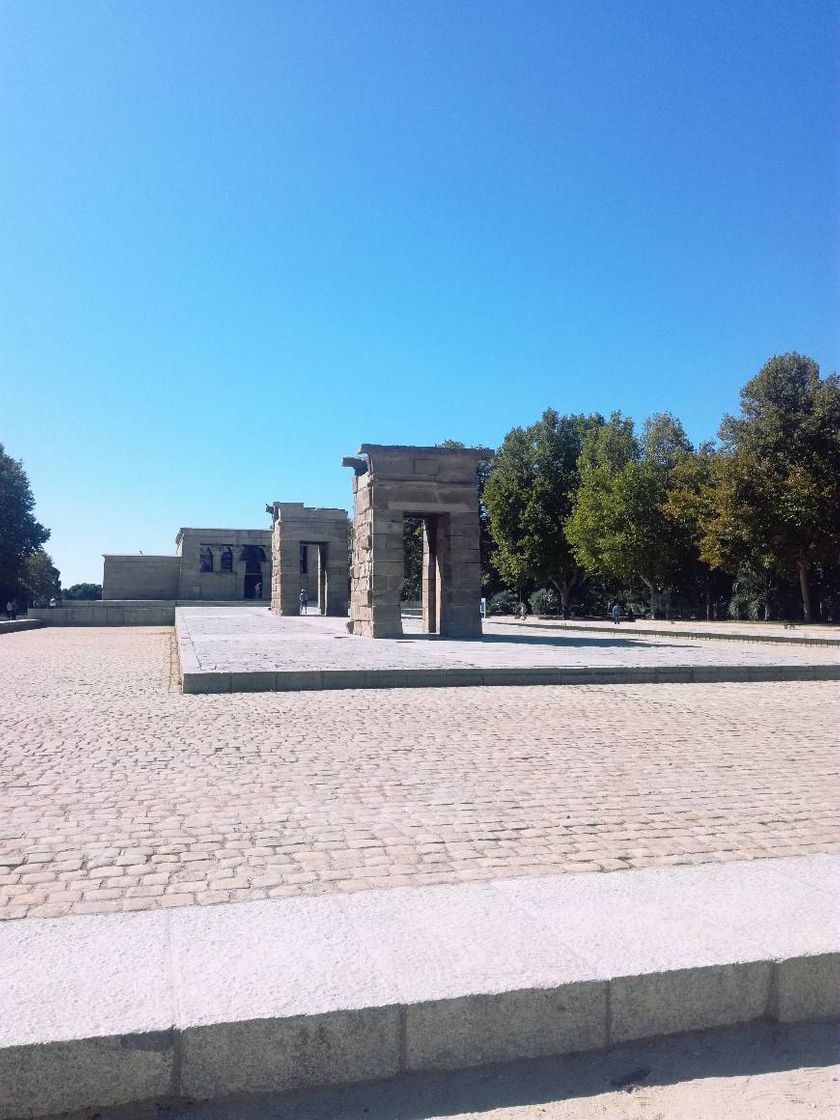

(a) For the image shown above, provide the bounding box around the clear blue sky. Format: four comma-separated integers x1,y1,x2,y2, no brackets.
1,1,837,585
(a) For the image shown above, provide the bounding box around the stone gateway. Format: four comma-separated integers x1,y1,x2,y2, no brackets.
342,444,492,639
268,502,349,616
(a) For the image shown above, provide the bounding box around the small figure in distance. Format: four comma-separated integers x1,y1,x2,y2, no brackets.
49,597,57,608
611,601,622,625
5,598,14,621
299,587,309,615
254,581,262,599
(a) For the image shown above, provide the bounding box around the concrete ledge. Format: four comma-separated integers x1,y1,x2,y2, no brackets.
0,619,44,635
1,855,837,1118
179,661,840,694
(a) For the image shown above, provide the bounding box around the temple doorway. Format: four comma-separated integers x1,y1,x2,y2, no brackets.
243,559,262,599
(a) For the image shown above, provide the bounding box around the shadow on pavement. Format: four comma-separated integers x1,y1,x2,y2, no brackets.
115,1021,836,1120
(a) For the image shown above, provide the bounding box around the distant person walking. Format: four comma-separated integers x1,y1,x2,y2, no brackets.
5,599,14,621
254,581,262,599
611,601,622,625
299,588,309,615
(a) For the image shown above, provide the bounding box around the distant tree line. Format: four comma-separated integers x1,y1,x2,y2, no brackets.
481,353,839,623
405,353,839,623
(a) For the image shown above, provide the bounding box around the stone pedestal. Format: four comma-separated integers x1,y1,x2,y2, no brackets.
343,445,492,639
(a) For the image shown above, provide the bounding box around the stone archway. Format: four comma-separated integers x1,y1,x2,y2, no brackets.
342,444,492,638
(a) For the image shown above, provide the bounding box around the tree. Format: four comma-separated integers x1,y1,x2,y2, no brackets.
683,354,840,621
566,412,695,617
484,410,603,615
21,549,60,606
664,442,734,620
63,583,103,601
0,443,50,603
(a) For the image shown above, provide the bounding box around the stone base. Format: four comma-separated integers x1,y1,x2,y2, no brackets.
2,856,837,1118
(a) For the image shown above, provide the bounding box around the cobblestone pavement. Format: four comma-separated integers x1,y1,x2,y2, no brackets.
1,627,839,921
177,606,840,673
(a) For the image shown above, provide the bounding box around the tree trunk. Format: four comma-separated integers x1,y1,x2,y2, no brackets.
552,571,578,620
642,577,657,619
797,558,812,622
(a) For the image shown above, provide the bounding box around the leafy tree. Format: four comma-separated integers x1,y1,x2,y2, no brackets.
63,583,103,601
484,410,603,615
664,443,734,620
0,443,49,603
566,412,695,617
22,549,61,606
679,354,840,621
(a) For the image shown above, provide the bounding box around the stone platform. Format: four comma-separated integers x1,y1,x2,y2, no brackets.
0,619,43,636
2,855,837,1118
176,606,840,693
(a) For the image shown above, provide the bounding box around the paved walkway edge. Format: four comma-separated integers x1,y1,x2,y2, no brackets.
1,856,837,1118
180,659,840,693
0,619,44,636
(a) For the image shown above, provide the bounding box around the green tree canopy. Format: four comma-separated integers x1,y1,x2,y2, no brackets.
676,354,840,621
566,412,695,616
0,443,50,602
483,410,603,613
22,549,61,605
63,583,103,600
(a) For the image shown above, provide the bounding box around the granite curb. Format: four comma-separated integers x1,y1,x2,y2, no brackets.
0,619,44,635
180,661,840,694
517,619,840,648
1,856,837,1118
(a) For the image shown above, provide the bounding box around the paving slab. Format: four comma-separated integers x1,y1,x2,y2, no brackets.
175,606,840,693
1,856,837,1118
495,616,840,647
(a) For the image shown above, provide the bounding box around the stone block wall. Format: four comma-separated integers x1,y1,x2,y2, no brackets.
176,528,272,601
102,556,181,600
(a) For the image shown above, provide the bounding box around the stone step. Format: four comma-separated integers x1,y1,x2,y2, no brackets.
1,855,837,1118
180,660,840,693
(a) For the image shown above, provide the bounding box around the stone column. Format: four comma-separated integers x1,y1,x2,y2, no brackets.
439,512,482,638
271,522,303,615
421,517,438,634
317,544,327,614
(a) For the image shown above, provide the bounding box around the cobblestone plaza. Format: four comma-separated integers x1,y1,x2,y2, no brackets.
1,625,838,922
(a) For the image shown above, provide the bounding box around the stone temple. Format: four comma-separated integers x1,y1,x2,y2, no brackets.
103,520,343,611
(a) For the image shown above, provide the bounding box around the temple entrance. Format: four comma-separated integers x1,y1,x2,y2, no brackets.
243,559,262,599
300,541,330,614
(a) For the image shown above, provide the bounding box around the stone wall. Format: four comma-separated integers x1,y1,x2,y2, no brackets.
176,528,273,602
102,556,181,600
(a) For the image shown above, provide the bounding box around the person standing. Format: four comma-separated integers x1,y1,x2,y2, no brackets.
299,588,309,615
611,601,622,624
